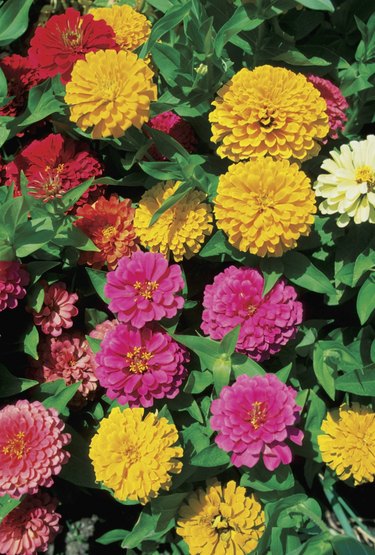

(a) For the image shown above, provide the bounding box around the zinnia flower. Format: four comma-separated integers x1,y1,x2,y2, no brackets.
28,8,116,84
201,266,302,361
65,49,157,139
89,407,183,504
0,261,29,312
307,75,348,139
176,480,265,555
30,281,78,337
314,135,375,227
105,251,184,328
147,112,197,160
31,332,98,408
90,4,151,51
0,54,42,117
318,404,375,485
210,374,303,471
214,157,316,257
95,323,189,407
89,318,118,340
134,181,213,261
74,194,139,270
0,493,61,555
0,400,70,498
209,65,329,162
6,133,102,202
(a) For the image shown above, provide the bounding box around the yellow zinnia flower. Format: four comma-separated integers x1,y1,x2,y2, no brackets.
318,404,375,486
214,157,316,257
176,480,265,555
134,181,213,262
89,407,183,504
209,65,329,162
90,5,151,51
65,49,157,139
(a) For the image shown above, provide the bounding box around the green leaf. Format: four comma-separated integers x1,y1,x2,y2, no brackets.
271,48,330,66
331,536,375,555
241,464,295,492
23,325,39,360
335,367,375,396
0,363,38,397
312,343,336,400
42,382,80,413
191,443,231,467
171,333,221,371
0,0,34,46
220,325,241,356
260,258,284,296
214,6,263,56
0,495,22,524
15,79,63,129
96,530,128,546
183,370,213,394
59,178,95,211
356,274,375,324
59,424,99,489
86,268,110,303
149,181,192,226
86,336,102,355
283,252,335,295
231,353,265,378
14,217,55,258
296,0,334,11
26,261,60,285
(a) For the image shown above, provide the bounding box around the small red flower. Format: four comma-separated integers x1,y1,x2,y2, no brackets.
0,54,43,117
307,75,349,139
147,111,197,160
28,8,117,84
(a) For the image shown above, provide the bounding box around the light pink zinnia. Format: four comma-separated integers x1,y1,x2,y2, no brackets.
0,400,70,498
147,111,197,160
30,281,78,337
0,261,29,312
211,373,303,471
31,332,98,408
105,251,185,328
307,75,349,139
201,266,302,362
0,493,61,555
89,318,118,340
95,323,189,407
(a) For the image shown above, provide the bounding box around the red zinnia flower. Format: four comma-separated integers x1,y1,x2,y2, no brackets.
6,133,103,203
147,111,197,160
28,8,117,84
307,75,349,139
30,281,78,337
74,194,139,270
0,54,43,117
0,261,29,312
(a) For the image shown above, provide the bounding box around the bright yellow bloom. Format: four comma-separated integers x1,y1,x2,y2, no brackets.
89,407,183,504
134,181,213,262
318,404,375,486
214,157,316,257
176,480,265,555
209,65,329,162
90,5,151,51
65,49,157,139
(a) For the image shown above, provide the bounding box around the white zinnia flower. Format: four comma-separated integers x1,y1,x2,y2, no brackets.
315,135,375,227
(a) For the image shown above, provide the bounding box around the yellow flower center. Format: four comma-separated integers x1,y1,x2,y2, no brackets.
258,106,276,129
102,225,117,240
211,514,233,542
2,432,29,460
62,24,83,50
126,346,152,373
133,280,159,300
355,165,375,188
248,401,268,430
247,304,257,316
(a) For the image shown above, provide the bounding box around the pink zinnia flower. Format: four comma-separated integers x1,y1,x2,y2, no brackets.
0,261,29,312
30,281,78,337
0,400,70,498
201,266,302,362
0,493,61,555
211,373,303,471
95,324,189,407
31,332,98,409
105,251,185,328
147,111,197,160
89,318,118,340
307,75,349,139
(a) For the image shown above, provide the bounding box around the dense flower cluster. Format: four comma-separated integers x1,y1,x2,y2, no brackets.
30,281,78,336
0,261,29,312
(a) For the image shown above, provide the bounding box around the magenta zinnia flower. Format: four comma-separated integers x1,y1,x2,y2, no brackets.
0,400,70,498
307,75,348,139
95,324,189,407
147,111,197,160
105,251,185,328
31,332,98,409
30,281,78,337
0,493,61,555
0,261,29,312
211,374,303,471
201,266,302,362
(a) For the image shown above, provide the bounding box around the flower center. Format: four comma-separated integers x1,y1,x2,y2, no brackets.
2,432,29,460
248,401,268,430
258,107,276,129
61,25,83,50
211,514,233,542
102,225,117,240
126,346,152,373
355,165,375,189
247,304,257,316
133,280,159,300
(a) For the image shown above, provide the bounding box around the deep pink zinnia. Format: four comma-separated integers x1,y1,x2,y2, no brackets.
201,266,302,362
0,261,29,312
147,111,197,160
307,75,349,139
28,8,117,84
0,400,70,498
95,324,189,407
211,373,303,471
31,332,98,409
105,251,185,328
30,281,78,337
0,493,61,555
